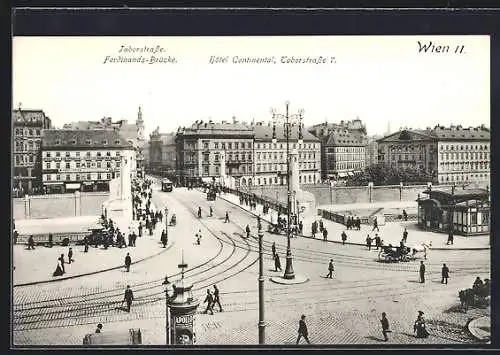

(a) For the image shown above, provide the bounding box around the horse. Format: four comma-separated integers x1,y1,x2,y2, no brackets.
411,241,432,260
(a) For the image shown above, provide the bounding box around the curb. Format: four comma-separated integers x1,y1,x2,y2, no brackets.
218,194,490,251
13,239,175,287
467,316,491,342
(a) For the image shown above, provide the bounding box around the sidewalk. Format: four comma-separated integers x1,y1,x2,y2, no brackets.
13,197,173,286
217,191,490,251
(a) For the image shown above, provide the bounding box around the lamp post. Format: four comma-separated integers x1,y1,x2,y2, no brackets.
271,101,304,280
257,216,265,344
165,207,169,239
163,276,173,345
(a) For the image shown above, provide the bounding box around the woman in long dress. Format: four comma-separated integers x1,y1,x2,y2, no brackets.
53,259,64,277
414,311,430,338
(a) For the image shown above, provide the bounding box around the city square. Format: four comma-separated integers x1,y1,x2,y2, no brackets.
11,35,490,346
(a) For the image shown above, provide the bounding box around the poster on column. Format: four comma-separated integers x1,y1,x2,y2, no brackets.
171,314,195,345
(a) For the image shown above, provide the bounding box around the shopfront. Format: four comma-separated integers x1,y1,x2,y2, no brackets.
417,187,489,236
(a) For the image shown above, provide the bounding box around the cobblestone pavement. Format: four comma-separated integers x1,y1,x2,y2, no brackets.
12,184,491,346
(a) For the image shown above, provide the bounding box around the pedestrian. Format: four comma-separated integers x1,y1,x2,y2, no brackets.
380,312,391,341
402,209,408,221
210,206,213,217
441,263,450,284
95,323,103,333
375,234,381,250
322,228,328,242
272,242,276,259
274,253,282,271
125,252,132,272
161,230,167,248
312,221,317,238
296,314,311,344
319,219,324,232
203,289,214,315
326,259,334,278
198,207,202,218
419,260,425,283
447,230,454,245
341,231,347,245
366,234,373,251
245,224,251,238
48,233,53,248
27,235,35,250
58,253,66,273
128,233,133,247
299,220,303,235
414,311,429,338
213,285,223,312
372,216,379,232
84,237,89,253
68,247,74,264
402,227,408,243
225,211,230,223
123,285,134,312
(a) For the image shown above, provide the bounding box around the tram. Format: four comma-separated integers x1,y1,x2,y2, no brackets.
161,178,173,192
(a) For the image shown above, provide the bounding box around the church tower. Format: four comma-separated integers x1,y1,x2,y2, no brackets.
136,106,145,141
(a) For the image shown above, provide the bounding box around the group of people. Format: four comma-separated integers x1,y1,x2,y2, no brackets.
311,219,328,241
53,248,75,276
344,215,361,230
203,285,223,314
238,194,258,211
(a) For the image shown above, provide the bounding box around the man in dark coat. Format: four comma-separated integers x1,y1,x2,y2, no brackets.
161,230,167,248
123,285,134,312
225,211,230,223
322,228,328,242
95,323,103,333
381,312,391,341
326,259,334,278
213,285,223,312
375,234,381,250
27,235,35,250
372,216,379,232
402,227,408,243
132,231,137,246
48,233,53,248
203,289,214,315
447,230,454,245
84,237,89,253
198,207,202,218
272,242,276,259
274,253,282,272
312,221,318,238
245,224,251,238
441,263,450,284
366,235,373,250
296,314,311,344
319,219,324,232
341,231,347,245
125,253,132,272
419,261,426,283
68,247,74,264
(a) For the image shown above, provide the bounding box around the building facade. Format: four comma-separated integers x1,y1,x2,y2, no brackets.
175,119,255,187
149,128,177,178
12,108,52,193
322,129,367,180
62,107,146,177
253,123,321,186
41,129,135,194
434,125,490,187
377,129,438,181
365,135,380,168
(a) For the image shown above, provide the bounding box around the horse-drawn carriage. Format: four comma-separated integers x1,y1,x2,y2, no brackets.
378,242,431,263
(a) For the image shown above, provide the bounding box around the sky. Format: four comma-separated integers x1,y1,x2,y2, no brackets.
12,36,490,137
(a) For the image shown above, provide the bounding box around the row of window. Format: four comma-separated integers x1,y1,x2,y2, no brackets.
52,139,122,146
14,155,36,164
440,144,488,151
439,162,489,171
254,174,318,185
45,160,122,170
256,162,317,172
333,162,365,170
327,147,365,153
257,152,317,160
44,172,119,181
14,128,41,136
327,154,365,162
440,152,489,161
438,173,489,183
190,141,320,151
14,141,41,151
46,151,122,158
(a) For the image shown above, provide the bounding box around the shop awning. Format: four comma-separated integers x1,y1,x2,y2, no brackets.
201,177,213,183
347,172,354,176
44,182,64,185
338,172,347,178
83,181,94,186
65,183,81,189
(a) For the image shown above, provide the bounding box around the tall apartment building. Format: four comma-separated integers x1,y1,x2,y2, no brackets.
377,125,490,186
62,107,146,176
41,129,135,194
149,129,177,177
175,119,255,187
12,108,52,193
252,122,321,186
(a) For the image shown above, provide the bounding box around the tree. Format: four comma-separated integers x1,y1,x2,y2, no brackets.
346,163,433,186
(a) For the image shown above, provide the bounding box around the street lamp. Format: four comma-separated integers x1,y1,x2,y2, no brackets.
165,207,169,239
163,276,173,345
257,216,265,344
271,101,304,280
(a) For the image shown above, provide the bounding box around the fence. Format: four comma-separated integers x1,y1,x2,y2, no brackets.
15,232,90,245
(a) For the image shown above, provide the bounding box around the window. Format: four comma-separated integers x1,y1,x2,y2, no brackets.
215,166,219,174
107,162,111,168
46,152,51,158
47,174,51,181
248,154,252,161
97,173,102,180
471,212,477,225
66,162,70,169
65,174,70,181
87,162,91,168
97,152,102,157
36,129,41,136
66,152,70,157
106,173,111,180
56,174,61,181
215,142,219,149
116,161,120,168
102,140,108,145
45,162,50,169
204,166,209,175
29,155,34,163
247,142,251,148
116,151,121,157
76,174,80,181
56,162,60,169
204,142,209,149
97,162,101,168
106,151,111,157
76,162,80,168
228,143,232,149
87,174,91,180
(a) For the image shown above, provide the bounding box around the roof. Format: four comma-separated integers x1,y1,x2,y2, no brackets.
42,129,134,149
324,130,367,146
13,109,48,124
433,125,490,141
377,129,436,143
422,187,489,201
180,121,254,137
253,124,319,142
